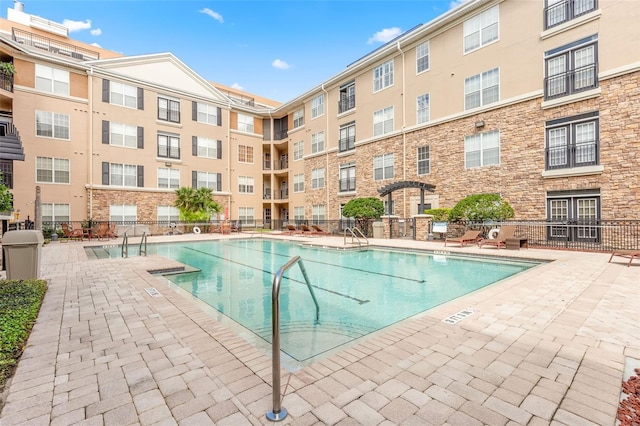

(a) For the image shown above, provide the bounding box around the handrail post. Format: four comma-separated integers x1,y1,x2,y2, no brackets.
139,232,147,256
121,232,128,258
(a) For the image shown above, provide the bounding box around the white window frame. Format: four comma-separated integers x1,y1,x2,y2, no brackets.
197,102,218,125
464,68,499,110
110,81,138,109
373,153,394,181
110,163,138,187
417,146,430,175
463,5,499,54
311,94,325,119
312,205,326,222
197,137,218,158
41,203,70,224
311,131,325,153
293,206,305,221
373,106,394,136
311,168,325,189
293,173,305,193
417,93,430,124
36,157,70,184
35,64,69,95
293,140,304,161
293,108,304,128
416,41,430,74
237,113,254,133
465,130,501,168
110,122,137,148
373,59,394,92
157,205,180,222
238,145,254,163
196,171,218,189
238,176,254,194
110,204,137,223
36,110,70,140
157,167,180,189
238,207,255,225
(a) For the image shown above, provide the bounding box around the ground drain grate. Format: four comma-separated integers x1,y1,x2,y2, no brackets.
145,287,161,297
443,308,476,324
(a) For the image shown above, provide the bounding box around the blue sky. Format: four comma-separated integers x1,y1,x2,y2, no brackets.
10,0,466,102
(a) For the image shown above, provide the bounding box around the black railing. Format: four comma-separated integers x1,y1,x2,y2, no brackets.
12,27,100,60
339,136,356,152
544,63,598,100
545,141,598,170
544,0,597,29
339,177,356,192
274,129,288,140
338,95,355,114
0,73,13,92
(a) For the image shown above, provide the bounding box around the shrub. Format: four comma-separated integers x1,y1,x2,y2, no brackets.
424,208,451,221
448,193,515,222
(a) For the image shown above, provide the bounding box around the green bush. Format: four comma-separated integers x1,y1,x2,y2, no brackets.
424,208,451,221
0,279,47,389
448,193,515,221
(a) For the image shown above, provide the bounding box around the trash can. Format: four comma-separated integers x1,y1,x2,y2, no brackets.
2,230,44,280
372,221,384,239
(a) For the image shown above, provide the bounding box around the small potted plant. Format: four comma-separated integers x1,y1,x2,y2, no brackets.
0,61,16,76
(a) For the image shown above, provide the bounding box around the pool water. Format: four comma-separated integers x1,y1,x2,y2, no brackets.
89,239,537,362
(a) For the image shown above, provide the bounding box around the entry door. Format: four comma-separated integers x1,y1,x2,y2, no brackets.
548,195,600,242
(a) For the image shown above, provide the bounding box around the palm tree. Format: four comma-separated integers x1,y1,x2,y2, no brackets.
174,186,221,222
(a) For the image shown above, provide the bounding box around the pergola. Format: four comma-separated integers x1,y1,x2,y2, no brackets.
377,180,436,213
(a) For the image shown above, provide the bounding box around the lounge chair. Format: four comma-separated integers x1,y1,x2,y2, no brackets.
478,225,517,249
608,250,640,267
444,229,482,247
299,224,314,234
311,224,331,235
94,222,109,240
284,224,305,235
61,223,83,241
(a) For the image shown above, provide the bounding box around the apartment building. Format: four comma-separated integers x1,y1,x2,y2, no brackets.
0,0,638,236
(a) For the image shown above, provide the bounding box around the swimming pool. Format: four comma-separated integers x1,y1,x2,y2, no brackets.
89,239,538,363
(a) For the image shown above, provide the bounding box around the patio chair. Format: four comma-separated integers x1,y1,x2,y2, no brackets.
94,222,109,240
106,223,117,239
608,250,640,267
311,224,331,235
299,224,314,235
444,229,482,247
284,224,302,235
60,223,83,241
478,225,517,249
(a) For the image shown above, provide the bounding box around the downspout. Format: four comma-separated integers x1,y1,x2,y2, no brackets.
88,66,94,219
268,109,273,223
397,41,407,219
321,83,329,218
227,100,232,220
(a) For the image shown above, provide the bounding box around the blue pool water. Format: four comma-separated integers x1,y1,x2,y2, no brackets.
89,239,537,362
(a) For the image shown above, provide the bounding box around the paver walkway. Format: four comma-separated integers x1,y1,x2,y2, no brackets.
0,233,638,425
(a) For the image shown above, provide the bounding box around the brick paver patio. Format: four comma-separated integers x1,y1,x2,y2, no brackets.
0,232,637,425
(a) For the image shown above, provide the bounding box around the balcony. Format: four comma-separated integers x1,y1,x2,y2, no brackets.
546,141,599,170
263,189,271,200
0,73,13,93
0,114,25,161
12,28,100,61
544,0,597,29
339,177,356,192
544,63,598,100
338,95,355,114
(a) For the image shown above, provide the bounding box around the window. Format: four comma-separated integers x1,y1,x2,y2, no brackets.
465,68,499,110
373,59,394,92
546,112,599,170
158,96,180,123
194,137,220,159
374,153,394,181
35,64,69,95
339,121,356,152
416,41,430,73
157,167,180,189
465,130,500,168
238,176,254,194
293,140,304,160
545,35,598,100
237,113,254,133
464,5,499,53
194,171,220,190
157,133,180,159
0,161,13,189
311,168,325,189
110,163,139,187
384,200,395,215
545,0,597,29
41,203,69,224
293,108,304,128
108,81,139,109
373,106,394,136
294,206,305,221
417,94,430,124
312,205,326,222
311,131,325,153
339,81,355,113
311,94,325,119
108,122,138,148
339,163,356,192
238,207,255,224
157,206,180,222
417,146,430,175
547,190,600,242
238,145,254,163
36,157,69,183
293,173,305,193
195,102,220,125
36,110,69,139
110,204,137,223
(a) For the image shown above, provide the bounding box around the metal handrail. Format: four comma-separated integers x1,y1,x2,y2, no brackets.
343,227,369,246
121,232,128,258
267,256,319,422
139,232,147,256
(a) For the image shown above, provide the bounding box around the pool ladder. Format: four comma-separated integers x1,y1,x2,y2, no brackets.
121,232,148,258
343,227,369,246
267,255,319,422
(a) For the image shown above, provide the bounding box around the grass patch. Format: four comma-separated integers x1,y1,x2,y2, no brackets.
0,279,47,390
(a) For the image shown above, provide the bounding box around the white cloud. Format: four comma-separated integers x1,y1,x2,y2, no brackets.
367,27,402,44
200,8,224,23
63,19,92,33
90,28,102,36
231,83,244,91
90,42,102,48
450,0,470,9
272,59,291,70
